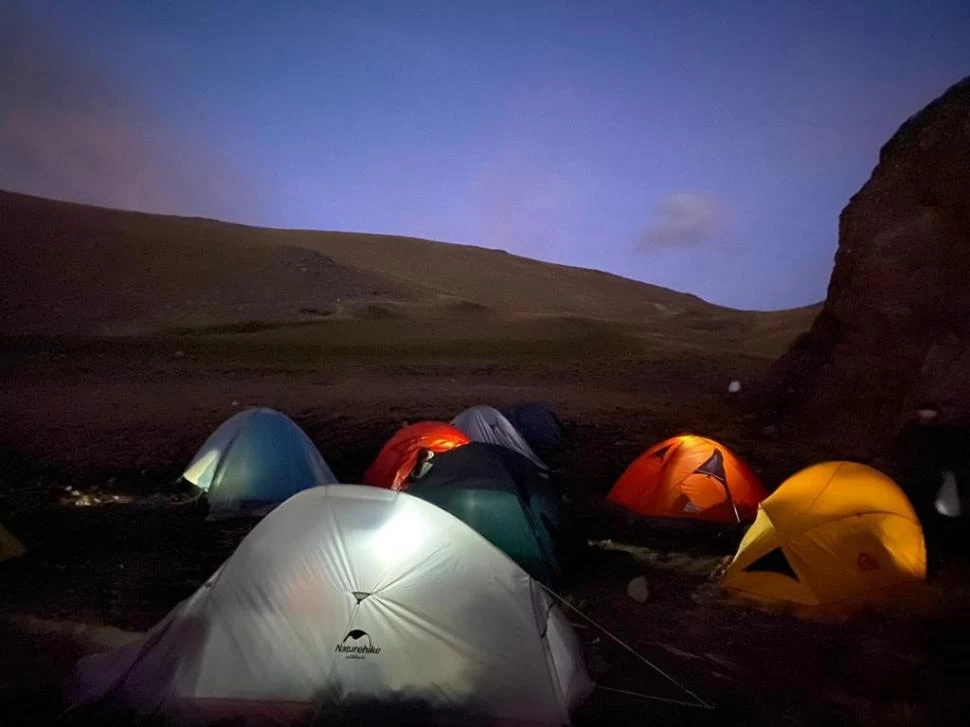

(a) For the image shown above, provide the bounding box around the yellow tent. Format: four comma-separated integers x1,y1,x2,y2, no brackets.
0,523,25,562
722,461,925,615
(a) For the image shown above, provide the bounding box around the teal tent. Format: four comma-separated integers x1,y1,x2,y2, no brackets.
408,443,579,587
183,407,336,519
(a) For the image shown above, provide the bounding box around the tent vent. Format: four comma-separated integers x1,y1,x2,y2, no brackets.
695,449,727,482
653,445,672,460
744,547,798,580
352,591,371,604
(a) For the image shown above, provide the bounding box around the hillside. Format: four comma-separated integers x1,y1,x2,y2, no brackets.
0,190,816,344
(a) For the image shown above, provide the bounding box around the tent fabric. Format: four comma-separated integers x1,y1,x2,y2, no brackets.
451,405,548,470
362,421,470,490
183,408,336,520
721,461,926,613
935,471,962,517
408,443,578,587
0,523,25,562
607,434,766,523
64,485,593,726
501,403,568,450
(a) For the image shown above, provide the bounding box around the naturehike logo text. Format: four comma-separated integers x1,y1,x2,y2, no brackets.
335,629,381,659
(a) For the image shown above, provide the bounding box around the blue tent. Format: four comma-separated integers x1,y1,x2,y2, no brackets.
501,402,568,450
183,407,336,519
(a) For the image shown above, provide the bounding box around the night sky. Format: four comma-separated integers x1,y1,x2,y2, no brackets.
2,1,968,310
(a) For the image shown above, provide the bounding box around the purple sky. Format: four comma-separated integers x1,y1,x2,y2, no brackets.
2,1,968,310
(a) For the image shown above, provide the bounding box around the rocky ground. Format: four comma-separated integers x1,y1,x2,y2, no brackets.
2,331,969,726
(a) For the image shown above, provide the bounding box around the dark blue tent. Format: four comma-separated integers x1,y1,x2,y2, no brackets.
501,402,568,450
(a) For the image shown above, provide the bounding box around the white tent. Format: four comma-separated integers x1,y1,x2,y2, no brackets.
183,407,336,519
64,485,593,725
451,405,548,470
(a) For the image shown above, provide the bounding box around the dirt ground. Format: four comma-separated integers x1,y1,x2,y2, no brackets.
2,331,969,726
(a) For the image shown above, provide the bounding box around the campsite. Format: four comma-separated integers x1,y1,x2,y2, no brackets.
2,209,969,723
3,3,970,724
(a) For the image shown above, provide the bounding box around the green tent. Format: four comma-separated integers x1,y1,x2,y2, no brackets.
408,442,579,586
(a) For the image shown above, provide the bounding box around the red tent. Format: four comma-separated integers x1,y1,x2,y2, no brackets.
363,421,470,490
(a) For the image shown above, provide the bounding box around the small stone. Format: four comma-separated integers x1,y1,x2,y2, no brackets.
231,401,239,407
627,576,650,603
173,350,185,358
728,380,742,394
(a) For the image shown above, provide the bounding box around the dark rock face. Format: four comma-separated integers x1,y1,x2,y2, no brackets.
762,76,970,459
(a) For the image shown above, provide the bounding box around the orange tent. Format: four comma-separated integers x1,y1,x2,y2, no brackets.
363,421,470,490
721,462,926,617
607,434,766,522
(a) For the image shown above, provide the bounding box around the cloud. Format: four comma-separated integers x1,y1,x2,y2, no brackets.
640,192,723,250
0,4,262,222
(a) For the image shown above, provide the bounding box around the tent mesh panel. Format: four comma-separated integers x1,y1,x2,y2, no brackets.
744,547,799,580
694,449,727,482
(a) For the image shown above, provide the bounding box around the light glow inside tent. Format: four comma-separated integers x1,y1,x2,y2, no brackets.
370,509,426,562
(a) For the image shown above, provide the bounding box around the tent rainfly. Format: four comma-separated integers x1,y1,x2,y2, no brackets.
362,421,469,490
408,442,580,587
721,461,926,616
451,405,548,470
607,434,766,523
63,485,593,725
501,402,568,450
183,407,336,519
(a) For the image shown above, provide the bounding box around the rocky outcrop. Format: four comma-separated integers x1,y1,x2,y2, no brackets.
761,76,970,459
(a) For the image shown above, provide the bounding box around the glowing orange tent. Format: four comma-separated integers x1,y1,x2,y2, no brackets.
721,462,926,617
363,421,470,490
607,434,766,522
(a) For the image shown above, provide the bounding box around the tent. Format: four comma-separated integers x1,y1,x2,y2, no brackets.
451,405,548,470
721,461,926,614
64,485,593,725
607,434,765,522
362,421,469,490
183,407,336,519
408,443,579,587
0,523,25,562
502,402,568,450
935,471,962,517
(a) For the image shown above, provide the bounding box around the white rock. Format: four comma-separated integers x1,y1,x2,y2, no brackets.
728,380,742,394
627,576,650,603
231,401,239,407
173,350,185,359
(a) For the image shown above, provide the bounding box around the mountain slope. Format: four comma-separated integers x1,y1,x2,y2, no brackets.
0,190,815,340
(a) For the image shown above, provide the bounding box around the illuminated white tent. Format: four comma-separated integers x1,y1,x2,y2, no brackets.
183,407,336,519
451,405,548,470
64,485,593,725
